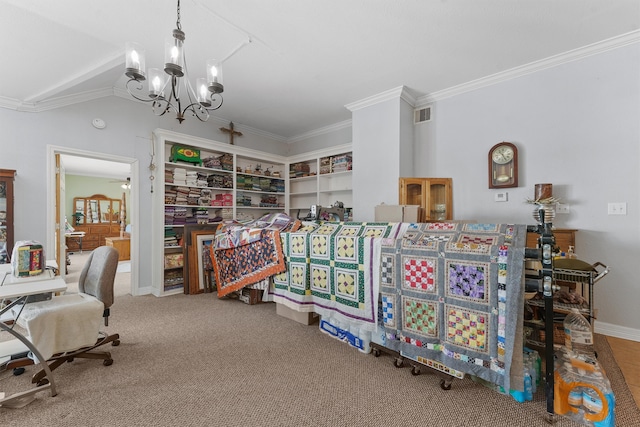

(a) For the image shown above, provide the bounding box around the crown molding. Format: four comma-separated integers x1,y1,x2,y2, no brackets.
415,30,640,107
0,88,114,112
285,120,352,144
345,86,417,112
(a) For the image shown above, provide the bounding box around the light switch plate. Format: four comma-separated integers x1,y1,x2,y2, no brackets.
607,202,627,215
494,192,508,202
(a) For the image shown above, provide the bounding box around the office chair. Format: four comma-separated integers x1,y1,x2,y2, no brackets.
8,246,121,386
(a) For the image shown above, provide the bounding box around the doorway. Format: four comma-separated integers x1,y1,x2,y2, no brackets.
46,146,139,295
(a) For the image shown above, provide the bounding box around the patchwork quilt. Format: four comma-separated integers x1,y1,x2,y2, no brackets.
272,222,408,329
210,213,301,297
376,222,526,391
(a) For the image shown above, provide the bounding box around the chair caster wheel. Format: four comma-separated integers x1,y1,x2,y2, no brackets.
103,359,113,366
112,340,120,347
440,378,452,390
37,378,50,387
13,367,25,376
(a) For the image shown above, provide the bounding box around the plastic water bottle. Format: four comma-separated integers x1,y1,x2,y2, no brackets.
554,360,586,423
564,308,595,360
582,370,616,427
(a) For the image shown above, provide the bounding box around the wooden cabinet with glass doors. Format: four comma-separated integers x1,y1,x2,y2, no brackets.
399,178,452,222
70,194,123,251
0,169,16,264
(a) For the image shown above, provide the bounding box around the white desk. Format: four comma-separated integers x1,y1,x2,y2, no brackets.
65,231,86,253
0,266,67,407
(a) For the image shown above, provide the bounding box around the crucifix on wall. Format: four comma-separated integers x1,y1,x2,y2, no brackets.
219,121,243,145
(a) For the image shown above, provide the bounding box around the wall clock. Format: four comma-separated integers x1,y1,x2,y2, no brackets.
488,142,518,188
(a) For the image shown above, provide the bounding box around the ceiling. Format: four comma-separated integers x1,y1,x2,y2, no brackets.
1,0,639,143
60,156,131,180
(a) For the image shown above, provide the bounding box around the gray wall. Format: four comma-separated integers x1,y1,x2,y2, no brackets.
0,41,638,337
343,42,639,336
413,43,639,335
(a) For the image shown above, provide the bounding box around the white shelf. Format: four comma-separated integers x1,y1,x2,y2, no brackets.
319,170,352,178
286,146,352,218
164,161,233,174
319,189,352,194
290,175,317,182
164,182,232,191
236,206,284,210
237,189,285,196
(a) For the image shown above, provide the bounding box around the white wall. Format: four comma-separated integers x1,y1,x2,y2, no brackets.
1,41,638,337
285,123,352,156
414,43,640,336
0,96,287,292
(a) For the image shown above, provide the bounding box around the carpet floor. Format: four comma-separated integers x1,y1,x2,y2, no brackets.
1,254,638,426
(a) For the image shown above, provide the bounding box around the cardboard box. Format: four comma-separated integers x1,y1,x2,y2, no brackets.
374,204,421,222
276,303,318,325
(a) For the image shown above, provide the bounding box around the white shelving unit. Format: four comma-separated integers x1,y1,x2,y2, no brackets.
287,144,353,221
235,154,286,222
152,129,288,296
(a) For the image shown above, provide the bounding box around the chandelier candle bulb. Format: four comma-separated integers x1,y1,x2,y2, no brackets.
207,59,224,94
148,69,166,98
164,33,184,76
125,42,145,80
196,78,210,106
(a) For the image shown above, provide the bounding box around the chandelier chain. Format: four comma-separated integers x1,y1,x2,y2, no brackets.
176,0,182,31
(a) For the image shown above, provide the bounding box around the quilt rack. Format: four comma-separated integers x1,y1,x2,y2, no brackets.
524,216,557,418
525,214,609,421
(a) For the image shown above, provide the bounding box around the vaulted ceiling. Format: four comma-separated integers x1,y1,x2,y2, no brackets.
1,0,638,140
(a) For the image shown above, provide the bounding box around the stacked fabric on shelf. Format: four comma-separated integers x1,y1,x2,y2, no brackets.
175,187,189,205
196,172,208,187
173,168,187,186
164,206,175,225
185,170,198,186
173,207,187,226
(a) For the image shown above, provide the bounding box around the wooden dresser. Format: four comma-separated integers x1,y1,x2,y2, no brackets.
67,224,121,252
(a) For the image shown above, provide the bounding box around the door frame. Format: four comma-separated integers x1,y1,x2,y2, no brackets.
46,145,140,295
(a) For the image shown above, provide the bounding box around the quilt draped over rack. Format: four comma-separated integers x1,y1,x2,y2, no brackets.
376,222,526,392
273,221,527,392
272,222,409,327
210,213,301,297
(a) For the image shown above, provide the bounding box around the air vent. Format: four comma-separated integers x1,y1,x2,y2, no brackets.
414,106,432,124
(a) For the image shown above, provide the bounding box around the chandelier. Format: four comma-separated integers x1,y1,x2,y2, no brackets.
124,0,223,123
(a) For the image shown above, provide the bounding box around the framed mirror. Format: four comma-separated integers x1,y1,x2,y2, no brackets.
73,194,122,225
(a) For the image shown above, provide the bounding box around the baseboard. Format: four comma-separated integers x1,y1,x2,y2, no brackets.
594,320,640,342
135,285,155,296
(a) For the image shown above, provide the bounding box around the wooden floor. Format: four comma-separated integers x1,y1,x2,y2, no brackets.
607,336,640,408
